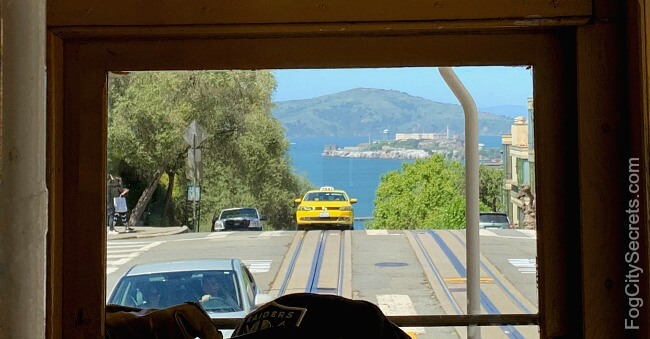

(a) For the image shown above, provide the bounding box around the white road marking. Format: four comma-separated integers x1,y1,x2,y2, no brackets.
109,258,135,267
479,229,537,239
207,232,234,238
207,231,292,239
377,294,425,334
242,260,272,273
479,229,498,237
106,241,164,274
107,252,143,259
107,241,152,248
508,258,537,274
519,230,537,238
108,248,147,254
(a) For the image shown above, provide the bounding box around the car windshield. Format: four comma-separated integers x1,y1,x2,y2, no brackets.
480,214,509,223
108,270,243,313
304,192,346,201
221,209,258,219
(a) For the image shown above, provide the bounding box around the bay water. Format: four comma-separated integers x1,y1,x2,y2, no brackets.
288,135,502,230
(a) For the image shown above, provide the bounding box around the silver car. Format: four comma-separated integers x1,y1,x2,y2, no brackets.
107,258,274,338
213,207,267,232
479,212,512,229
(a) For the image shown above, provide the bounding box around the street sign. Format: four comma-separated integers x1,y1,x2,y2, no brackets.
183,120,207,147
186,162,203,180
184,120,207,232
186,149,203,180
187,185,201,202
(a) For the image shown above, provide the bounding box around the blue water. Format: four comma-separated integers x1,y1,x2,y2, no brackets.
288,136,502,229
478,135,502,148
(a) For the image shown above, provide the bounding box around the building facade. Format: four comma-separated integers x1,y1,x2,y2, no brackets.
501,97,536,229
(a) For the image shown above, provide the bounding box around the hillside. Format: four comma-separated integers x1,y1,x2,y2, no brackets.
272,88,515,138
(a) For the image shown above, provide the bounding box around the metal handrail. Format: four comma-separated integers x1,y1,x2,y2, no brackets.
212,313,539,329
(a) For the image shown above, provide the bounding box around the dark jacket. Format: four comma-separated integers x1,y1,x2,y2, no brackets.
231,293,412,339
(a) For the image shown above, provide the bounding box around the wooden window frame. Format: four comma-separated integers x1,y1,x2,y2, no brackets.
46,1,646,338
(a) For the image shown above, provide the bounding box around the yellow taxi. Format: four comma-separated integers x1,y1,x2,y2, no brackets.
294,186,357,230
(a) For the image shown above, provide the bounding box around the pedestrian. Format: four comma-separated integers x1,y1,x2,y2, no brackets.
107,174,134,233
107,175,120,234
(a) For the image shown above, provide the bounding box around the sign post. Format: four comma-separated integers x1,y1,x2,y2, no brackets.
184,120,207,232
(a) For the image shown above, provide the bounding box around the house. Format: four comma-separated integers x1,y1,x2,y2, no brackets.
502,99,536,229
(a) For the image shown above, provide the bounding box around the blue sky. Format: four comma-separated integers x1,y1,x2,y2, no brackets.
272,66,533,110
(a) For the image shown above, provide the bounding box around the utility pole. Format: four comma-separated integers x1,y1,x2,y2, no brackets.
184,120,206,232
439,67,481,339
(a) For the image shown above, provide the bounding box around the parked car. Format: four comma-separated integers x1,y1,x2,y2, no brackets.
213,207,267,232
294,186,357,230
479,212,513,229
107,258,275,338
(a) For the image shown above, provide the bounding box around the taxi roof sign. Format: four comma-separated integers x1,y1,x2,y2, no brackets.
319,186,335,191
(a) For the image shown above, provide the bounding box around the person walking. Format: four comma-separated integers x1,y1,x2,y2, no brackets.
106,175,120,235
107,175,134,233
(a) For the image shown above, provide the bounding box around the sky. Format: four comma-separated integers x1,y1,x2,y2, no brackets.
271,66,533,110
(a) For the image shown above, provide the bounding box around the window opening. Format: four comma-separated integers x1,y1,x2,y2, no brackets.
105,66,537,338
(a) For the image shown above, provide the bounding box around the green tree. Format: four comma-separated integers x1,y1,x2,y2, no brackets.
107,71,303,229
479,164,504,212
108,72,191,226
371,154,466,230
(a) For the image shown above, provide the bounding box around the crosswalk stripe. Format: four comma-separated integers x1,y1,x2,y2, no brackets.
109,258,135,266
242,260,272,273
107,248,145,253
108,241,152,246
107,252,143,259
508,258,537,274
106,241,163,274
207,232,234,238
377,294,425,334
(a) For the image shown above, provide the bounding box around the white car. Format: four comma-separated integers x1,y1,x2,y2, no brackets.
213,207,267,231
107,258,275,338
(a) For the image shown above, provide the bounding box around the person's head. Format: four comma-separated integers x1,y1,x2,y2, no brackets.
142,283,162,308
202,275,222,295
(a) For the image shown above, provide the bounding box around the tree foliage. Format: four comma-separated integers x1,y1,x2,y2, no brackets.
371,155,503,230
479,164,504,212
107,71,304,229
371,154,466,229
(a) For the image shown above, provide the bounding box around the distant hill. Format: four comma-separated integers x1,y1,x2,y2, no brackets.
480,104,528,119
272,88,514,138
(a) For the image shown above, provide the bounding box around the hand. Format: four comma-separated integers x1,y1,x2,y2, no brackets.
200,294,211,302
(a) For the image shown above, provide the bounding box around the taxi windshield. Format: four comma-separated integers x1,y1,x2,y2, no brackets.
304,192,346,201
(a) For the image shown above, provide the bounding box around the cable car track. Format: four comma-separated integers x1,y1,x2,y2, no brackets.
409,229,536,338
274,230,350,297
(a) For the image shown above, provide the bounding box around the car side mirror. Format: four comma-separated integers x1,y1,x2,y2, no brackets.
254,293,275,308
349,198,357,204
260,215,268,221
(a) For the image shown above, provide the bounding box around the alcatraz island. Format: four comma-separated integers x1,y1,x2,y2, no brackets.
322,131,503,165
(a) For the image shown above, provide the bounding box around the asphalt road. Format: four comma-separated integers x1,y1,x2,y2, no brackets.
106,229,539,339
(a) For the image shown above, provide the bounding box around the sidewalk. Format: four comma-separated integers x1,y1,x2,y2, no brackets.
107,225,189,240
